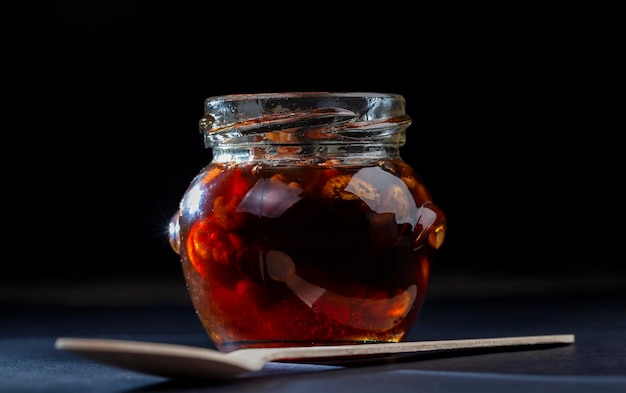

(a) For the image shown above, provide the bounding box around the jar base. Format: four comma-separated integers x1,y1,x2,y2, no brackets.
215,338,403,353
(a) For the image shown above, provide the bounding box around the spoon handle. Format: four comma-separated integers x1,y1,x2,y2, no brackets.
241,334,576,364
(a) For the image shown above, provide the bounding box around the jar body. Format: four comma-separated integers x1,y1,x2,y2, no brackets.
169,93,446,352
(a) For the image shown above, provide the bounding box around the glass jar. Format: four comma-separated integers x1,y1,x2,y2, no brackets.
168,92,446,352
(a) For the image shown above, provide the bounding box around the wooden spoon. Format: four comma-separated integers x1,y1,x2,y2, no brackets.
55,334,574,380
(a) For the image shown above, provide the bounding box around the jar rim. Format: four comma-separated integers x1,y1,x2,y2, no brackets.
199,92,411,147
205,91,405,103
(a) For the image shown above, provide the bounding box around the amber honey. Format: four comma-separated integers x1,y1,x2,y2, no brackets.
173,159,443,351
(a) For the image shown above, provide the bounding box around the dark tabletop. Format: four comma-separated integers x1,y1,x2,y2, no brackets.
2,279,626,393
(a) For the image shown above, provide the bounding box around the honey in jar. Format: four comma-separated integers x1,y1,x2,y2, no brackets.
168,92,446,352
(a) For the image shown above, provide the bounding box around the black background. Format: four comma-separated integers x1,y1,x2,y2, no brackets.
4,1,623,304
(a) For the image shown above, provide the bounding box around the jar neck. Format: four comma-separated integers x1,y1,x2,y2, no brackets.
199,92,411,165
210,141,403,165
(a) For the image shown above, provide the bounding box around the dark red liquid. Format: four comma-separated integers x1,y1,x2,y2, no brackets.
177,159,444,351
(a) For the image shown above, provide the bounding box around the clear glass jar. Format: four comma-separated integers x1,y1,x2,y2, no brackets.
169,92,446,352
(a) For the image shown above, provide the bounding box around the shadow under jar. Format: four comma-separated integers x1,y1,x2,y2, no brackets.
169,92,446,352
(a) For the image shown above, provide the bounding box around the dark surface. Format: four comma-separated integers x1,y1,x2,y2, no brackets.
2,292,626,392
